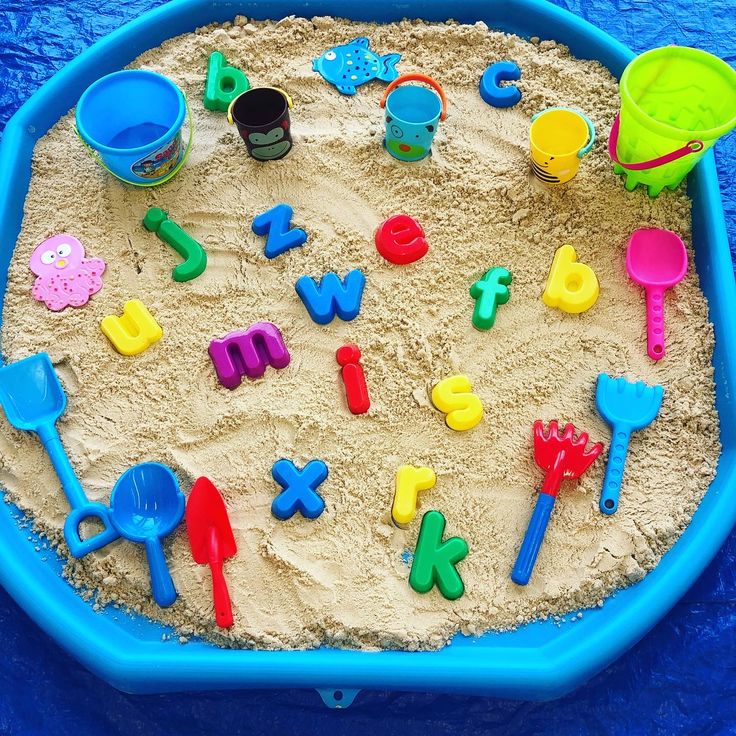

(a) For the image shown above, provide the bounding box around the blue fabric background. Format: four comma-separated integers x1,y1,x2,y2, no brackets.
0,1,734,733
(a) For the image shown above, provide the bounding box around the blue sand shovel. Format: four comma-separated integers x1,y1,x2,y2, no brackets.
596,374,664,515
0,353,119,557
110,462,185,607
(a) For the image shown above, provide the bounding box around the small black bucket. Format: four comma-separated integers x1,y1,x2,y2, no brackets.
227,87,293,161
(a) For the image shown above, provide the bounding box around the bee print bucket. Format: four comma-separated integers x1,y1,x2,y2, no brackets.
529,107,595,184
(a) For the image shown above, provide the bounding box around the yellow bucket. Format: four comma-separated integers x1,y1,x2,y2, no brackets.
529,107,595,184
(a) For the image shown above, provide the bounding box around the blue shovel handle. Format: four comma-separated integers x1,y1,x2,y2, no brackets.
145,537,177,607
38,423,119,557
600,426,631,515
511,492,556,585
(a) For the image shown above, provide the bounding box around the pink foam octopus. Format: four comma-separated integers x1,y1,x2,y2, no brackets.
30,234,106,311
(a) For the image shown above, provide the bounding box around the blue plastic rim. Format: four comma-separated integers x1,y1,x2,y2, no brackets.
385,85,442,161
0,0,735,702
76,69,186,183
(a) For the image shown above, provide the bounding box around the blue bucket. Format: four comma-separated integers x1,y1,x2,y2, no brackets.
380,74,447,162
76,70,192,186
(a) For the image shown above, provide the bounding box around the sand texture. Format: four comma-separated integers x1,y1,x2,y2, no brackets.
0,17,720,650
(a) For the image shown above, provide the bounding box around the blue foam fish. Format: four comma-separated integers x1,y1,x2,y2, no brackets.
312,37,400,95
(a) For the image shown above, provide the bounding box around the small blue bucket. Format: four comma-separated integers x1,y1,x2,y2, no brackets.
76,70,192,186
380,74,447,162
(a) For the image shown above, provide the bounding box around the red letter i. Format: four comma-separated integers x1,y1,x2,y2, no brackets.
336,344,370,415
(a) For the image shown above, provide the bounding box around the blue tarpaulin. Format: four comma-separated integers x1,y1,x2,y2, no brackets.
0,1,734,733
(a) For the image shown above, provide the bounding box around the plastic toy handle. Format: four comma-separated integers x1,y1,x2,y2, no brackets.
210,557,234,628
37,423,89,511
608,114,703,171
64,504,120,558
227,87,293,124
600,427,631,515
577,111,596,158
645,285,667,360
511,492,556,586
380,74,447,120
144,537,177,607
75,92,194,187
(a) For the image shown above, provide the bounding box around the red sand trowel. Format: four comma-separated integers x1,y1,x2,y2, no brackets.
186,477,237,628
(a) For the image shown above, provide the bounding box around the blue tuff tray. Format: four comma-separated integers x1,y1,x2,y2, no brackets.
0,0,734,704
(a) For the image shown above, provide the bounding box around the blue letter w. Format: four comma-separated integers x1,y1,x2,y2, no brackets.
295,269,366,325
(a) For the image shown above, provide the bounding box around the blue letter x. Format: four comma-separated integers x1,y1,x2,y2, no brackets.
271,459,328,520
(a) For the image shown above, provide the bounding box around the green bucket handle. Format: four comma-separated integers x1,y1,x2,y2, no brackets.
608,113,704,171
75,92,194,187
530,107,596,158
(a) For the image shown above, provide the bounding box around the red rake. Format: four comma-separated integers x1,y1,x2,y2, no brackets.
511,420,603,585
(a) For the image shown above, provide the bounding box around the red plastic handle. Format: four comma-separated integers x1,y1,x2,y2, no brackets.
380,74,447,121
608,114,703,171
209,557,233,628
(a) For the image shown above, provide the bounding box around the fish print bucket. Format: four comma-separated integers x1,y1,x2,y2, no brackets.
75,70,192,186
609,46,736,197
380,74,447,162
529,107,595,184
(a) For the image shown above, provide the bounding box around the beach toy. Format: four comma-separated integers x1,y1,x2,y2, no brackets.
392,465,436,527
252,204,308,259
29,234,106,311
542,244,599,314
295,269,366,325
76,70,192,186
209,322,290,389
143,208,207,282
595,374,664,515
336,344,370,415
186,477,237,628
227,87,293,161
100,300,163,356
312,37,401,95
529,107,595,184
380,74,447,162
626,228,688,361
271,459,328,521
431,375,483,432
511,421,602,586
409,510,468,600
203,51,250,112
609,47,736,197
110,462,185,608
374,214,428,265
0,353,120,558
479,61,521,108
470,267,512,330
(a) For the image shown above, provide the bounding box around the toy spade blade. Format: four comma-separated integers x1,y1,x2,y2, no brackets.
186,477,236,628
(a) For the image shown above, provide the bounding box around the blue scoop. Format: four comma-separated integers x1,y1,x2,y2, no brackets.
595,374,664,515
109,462,184,607
0,353,119,557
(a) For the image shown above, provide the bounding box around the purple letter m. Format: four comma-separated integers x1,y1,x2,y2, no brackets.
209,321,291,389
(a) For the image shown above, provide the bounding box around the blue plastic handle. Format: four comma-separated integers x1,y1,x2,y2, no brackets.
599,425,631,515
144,537,177,607
511,492,556,585
38,424,120,557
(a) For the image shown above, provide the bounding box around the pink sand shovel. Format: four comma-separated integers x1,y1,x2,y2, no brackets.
626,228,688,361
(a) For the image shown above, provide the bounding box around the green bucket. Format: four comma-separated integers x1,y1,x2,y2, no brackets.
609,46,736,197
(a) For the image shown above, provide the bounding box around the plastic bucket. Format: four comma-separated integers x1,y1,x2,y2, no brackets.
76,70,191,186
529,107,595,184
610,46,736,197
380,74,447,162
227,87,294,161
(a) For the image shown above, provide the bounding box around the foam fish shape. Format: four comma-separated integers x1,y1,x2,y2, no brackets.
312,37,400,95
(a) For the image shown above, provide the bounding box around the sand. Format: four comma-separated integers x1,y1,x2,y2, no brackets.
0,17,720,650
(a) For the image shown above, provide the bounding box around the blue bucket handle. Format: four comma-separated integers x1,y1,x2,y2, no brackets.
531,107,596,158
75,92,194,187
